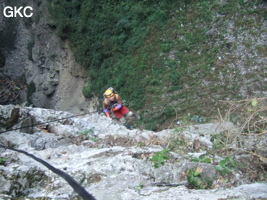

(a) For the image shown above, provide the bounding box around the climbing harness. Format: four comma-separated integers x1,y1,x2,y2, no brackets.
104,94,119,108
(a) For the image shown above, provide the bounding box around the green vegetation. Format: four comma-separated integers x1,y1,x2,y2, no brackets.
215,156,240,176
79,128,99,142
151,149,170,168
168,127,192,152
134,182,145,189
188,156,240,189
191,155,212,163
186,167,213,189
82,83,93,98
0,157,5,165
48,0,266,130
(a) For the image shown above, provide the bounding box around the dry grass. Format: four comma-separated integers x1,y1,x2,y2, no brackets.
214,97,267,163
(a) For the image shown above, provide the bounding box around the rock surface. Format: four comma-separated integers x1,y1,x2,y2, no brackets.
0,0,97,113
0,105,266,200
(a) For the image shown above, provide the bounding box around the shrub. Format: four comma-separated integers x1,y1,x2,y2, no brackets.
48,0,266,131
151,149,170,168
186,167,213,189
215,156,240,176
83,83,93,98
0,157,5,165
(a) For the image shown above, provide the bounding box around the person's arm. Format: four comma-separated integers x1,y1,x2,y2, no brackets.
111,94,123,111
102,100,111,118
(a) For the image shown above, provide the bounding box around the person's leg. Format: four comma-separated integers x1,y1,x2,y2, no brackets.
113,109,130,128
113,106,129,118
118,115,132,129
125,111,140,121
119,115,126,124
125,111,133,117
114,106,138,129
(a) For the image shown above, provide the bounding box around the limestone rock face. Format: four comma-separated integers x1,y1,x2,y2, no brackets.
0,0,97,114
0,105,266,200
0,105,19,131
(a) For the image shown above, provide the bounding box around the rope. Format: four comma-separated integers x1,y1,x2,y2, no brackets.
0,144,97,200
0,110,99,134
0,110,100,199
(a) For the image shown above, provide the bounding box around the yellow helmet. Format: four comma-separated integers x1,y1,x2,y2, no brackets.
104,89,114,98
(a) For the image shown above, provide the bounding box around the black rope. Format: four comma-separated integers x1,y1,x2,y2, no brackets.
0,111,99,134
0,144,97,200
